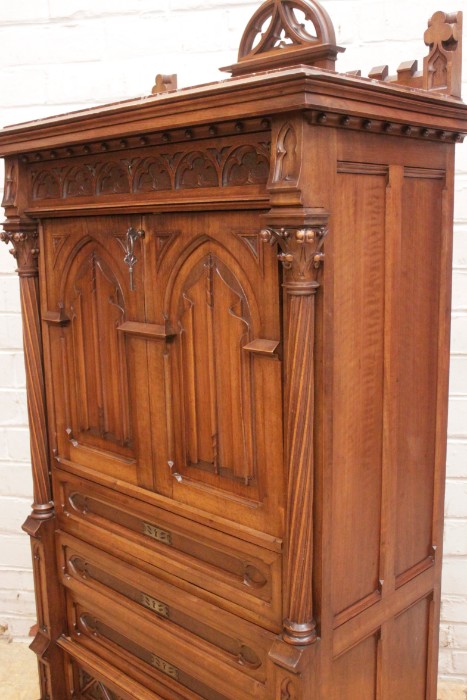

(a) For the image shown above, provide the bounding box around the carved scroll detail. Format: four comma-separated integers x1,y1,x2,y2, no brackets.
261,224,327,645
281,678,299,700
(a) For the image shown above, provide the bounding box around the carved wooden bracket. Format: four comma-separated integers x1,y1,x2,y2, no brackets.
222,0,344,76
260,225,327,293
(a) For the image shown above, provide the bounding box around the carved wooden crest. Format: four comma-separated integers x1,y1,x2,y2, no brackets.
423,11,463,97
222,0,344,76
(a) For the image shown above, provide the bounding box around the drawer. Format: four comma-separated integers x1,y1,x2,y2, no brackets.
55,471,282,630
58,531,275,686
64,576,271,700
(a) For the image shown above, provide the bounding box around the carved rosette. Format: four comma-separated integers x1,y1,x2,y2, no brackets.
261,224,326,645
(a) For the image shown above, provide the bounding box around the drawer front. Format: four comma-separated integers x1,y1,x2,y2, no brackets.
58,531,275,685
65,583,269,700
56,471,282,630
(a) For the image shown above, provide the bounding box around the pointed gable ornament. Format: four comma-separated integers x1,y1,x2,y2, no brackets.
221,0,344,76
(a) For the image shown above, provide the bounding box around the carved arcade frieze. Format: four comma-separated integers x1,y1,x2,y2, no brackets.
28,139,271,203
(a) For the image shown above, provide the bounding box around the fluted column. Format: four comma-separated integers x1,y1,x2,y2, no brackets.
261,224,327,646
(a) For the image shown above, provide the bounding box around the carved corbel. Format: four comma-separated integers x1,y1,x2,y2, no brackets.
261,219,327,646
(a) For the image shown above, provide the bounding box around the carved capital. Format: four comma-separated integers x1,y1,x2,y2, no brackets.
1,225,39,277
260,225,327,294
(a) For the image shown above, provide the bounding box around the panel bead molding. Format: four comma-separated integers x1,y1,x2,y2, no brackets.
261,224,327,645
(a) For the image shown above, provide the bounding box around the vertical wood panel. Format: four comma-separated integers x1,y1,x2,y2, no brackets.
395,175,444,578
331,172,386,618
329,635,379,700
386,596,431,700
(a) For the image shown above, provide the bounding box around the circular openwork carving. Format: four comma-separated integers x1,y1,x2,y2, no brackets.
238,0,337,60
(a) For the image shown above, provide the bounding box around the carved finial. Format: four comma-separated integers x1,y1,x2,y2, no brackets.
221,0,344,76
423,10,463,96
151,74,178,95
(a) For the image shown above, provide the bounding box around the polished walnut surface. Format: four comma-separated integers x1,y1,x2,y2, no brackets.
1,1,466,698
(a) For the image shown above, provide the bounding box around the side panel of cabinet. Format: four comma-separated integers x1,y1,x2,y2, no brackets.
143,211,285,536
319,133,452,700
41,216,154,489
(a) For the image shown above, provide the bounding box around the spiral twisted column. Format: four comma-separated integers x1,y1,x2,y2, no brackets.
1,225,52,518
261,224,326,646
2,223,67,698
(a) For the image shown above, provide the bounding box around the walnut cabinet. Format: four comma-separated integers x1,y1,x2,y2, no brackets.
1,1,467,698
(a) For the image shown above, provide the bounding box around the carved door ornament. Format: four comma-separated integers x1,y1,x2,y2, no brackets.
123,226,145,290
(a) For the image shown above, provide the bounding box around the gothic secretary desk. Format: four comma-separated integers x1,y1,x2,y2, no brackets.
1,1,467,698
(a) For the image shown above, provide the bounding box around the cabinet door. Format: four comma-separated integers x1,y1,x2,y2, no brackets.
144,211,285,536
42,216,153,488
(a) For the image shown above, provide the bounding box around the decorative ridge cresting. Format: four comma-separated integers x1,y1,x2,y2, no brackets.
222,0,344,76
347,9,463,98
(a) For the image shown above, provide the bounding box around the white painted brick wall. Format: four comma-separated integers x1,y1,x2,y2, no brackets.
0,0,465,692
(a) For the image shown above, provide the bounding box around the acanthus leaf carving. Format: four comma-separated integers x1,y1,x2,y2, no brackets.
0,228,39,276
260,225,327,292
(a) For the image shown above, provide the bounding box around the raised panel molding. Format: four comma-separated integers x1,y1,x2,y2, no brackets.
171,251,257,487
